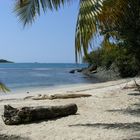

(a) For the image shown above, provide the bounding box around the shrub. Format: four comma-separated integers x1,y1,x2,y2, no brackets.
83,43,139,78
115,54,139,77
83,48,103,66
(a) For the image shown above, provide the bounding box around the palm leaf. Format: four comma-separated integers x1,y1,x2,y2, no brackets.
75,0,103,61
14,0,103,61
15,0,74,26
14,0,129,61
0,82,10,93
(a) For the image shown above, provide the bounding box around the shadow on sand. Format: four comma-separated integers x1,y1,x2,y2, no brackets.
69,122,140,140
128,93,140,96
107,92,140,117
69,122,140,131
0,134,30,140
69,92,140,139
107,107,140,117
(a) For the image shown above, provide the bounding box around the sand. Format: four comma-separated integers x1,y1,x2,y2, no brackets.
0,77,140,140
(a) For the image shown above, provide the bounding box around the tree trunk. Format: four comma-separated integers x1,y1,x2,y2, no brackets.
2,104,78,125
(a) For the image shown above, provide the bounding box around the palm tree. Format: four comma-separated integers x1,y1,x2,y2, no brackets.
14,0,104,61
14,0,131,61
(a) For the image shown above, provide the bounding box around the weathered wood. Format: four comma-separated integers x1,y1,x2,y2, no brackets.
50,93,92,99
32,93,92,100
123,80,140,92
134,80,140,93
2,104,78,125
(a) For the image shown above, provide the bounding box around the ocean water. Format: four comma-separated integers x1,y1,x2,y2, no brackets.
0,63,97,93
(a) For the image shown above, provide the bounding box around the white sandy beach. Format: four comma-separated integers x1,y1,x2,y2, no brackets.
0,77,140,140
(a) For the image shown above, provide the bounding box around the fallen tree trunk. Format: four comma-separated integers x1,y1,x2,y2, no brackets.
2,104,78,125
50,93,91,99
32,93,92,100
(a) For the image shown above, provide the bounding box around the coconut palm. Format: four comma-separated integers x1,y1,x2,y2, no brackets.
14,0,104,60
14,0,132,61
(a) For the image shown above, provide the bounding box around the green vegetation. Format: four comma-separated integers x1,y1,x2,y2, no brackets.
0,59,12,92
83,42,120,70
0,82,10,93
0,59,11,92
83,44,139,77
14,0,140,78
83,0,140,77
0,59,13,63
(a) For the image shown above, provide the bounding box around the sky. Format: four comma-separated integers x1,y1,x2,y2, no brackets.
0,1,80,63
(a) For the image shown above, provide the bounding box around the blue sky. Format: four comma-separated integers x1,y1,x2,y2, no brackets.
0,1,80,63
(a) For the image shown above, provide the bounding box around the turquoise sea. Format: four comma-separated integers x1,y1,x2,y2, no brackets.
0,63,98,93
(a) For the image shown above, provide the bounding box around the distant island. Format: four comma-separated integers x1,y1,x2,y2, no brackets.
0,59,13,63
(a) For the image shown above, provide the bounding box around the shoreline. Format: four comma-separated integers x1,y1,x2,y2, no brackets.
0,77,136,100
0,77,140,139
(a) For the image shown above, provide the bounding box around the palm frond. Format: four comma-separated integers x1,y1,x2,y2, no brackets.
75,0,104,61
15,0,74,26
98,0,128,35
14,0,130,62
0,82,10,93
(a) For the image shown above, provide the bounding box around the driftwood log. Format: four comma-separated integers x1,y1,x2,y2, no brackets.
32,93,92,100
2,104,78,125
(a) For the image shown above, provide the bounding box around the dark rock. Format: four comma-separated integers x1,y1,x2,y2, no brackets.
82,65,97,75
90,70,97,74
69,70,75,73
88,65,97,72
77,68,84,72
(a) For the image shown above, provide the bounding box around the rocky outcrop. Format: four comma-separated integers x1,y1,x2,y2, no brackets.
69,70,76,73
69,68,86,74
82,65,97,75
69,65,97,74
